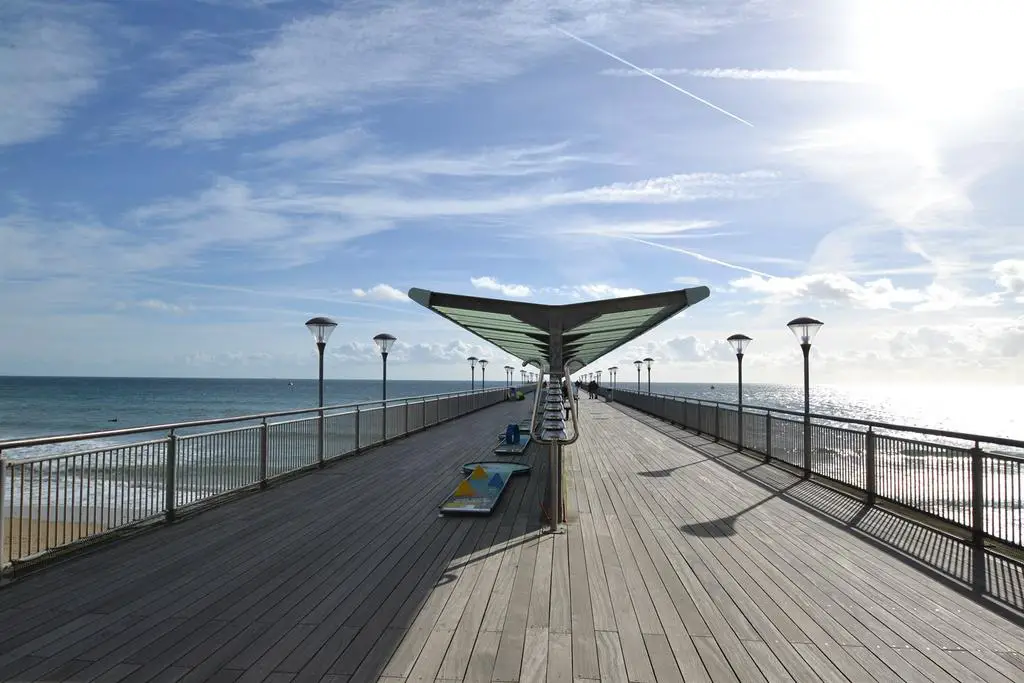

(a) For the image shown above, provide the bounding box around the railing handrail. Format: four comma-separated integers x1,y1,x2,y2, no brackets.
0,386,518,451
612,387,1024,451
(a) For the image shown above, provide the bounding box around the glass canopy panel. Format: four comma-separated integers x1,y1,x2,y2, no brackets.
570,307,668,334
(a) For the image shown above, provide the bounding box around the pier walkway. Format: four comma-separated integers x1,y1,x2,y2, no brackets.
2,398,1024,682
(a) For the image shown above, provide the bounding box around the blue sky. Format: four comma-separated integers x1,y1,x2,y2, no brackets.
1,0,1023,385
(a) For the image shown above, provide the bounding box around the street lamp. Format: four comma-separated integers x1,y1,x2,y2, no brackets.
505,365,514,388
373,333,396,400
643,357,654,393
634,360,642,391
787,317,824,478
596,370,602,385
305,316,338,409
467,356,477,390
305,316,337,468
727,334,752,450
609,366,618,389
479,359,488,388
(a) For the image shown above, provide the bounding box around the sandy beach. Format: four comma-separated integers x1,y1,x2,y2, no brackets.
2,518,99,564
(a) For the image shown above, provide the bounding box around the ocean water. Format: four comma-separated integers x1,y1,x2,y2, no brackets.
0,376,491,443
1,376,1020,446
620,382,1024,443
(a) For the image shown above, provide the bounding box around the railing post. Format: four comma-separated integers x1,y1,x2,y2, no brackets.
972,444,985,551
318,408,325,468
803,417,812,478
354,406,361,452
259,419,269,490
0,453,6,570
714,405,721,441
738,406,744,451
382,402,387,444
404,399,410,435
765,412,772,463
865,427,876,504
165,431,177,523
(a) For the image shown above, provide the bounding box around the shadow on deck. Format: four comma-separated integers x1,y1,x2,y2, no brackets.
615,401,1024,620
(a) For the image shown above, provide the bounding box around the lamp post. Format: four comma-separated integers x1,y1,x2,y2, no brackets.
726,334,752,450
467,356,477,390
505,365,513,388
479,359,488,388
634,360,642,391
373,333,396,400
305,316,338,468
643,357,654,393
596,370,602,385
609,366,618,389
787,317,824,478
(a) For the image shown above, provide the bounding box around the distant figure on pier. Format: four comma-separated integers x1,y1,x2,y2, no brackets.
587,380,598,399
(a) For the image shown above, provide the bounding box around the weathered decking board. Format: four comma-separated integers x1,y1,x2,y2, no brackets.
3,398,1024,682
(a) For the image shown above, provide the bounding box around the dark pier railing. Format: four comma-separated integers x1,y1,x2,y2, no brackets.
0,386,530,570
609,388,1024,551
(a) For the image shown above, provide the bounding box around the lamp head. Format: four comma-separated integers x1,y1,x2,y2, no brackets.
726,333,752,355
373,332,396,354
787,317,824,345
305,316,338,345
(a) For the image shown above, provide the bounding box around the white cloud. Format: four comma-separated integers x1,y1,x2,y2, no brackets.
565,219,723,237
994,260,1024,301
571,284,644,299
470,276,531,297
672,276,704,286
730,272,1000,311
351,284,407,301
0,3,105,146
601,67,865,83
559,171,779,205
115,299,192,314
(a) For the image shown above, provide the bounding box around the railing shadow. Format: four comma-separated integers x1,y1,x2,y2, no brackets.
613,402,1024,623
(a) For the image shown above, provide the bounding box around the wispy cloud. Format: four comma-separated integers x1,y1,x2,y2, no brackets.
0,2,106,146
554,26,754,127
614,235,776,278
130,1,758,144
731,272,1001,312
601,67,865,83
994,260,1024,301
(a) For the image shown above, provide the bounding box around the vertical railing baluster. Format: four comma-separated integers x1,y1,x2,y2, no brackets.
355,406,361,452
971,442,985,548
714,406,721,442
318,408,325,468
165,431,177,523
404,399,410,436
765,412,773,463
865,427,876,505
0,453,5,569
259,419,269,490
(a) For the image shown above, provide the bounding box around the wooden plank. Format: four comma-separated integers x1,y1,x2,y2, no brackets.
464,630,501,682
643,633,685,683
593,630,629,683
547,632,572,683
520,627,549,683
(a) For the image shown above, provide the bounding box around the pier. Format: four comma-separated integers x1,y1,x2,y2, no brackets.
2,396,1024,682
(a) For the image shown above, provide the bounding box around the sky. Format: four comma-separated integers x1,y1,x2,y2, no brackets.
1,0,1023,386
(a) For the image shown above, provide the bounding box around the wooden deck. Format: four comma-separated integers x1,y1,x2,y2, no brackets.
2,398,1024,682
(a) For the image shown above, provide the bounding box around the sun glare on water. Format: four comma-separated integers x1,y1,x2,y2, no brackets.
848,0,1024,122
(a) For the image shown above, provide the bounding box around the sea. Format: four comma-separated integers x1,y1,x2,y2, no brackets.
1,376,1021,447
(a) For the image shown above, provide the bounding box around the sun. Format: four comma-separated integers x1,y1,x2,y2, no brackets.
847,0,1023,122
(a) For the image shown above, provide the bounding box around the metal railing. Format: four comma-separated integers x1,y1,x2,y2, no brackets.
609,388,1024,550
0,386,528,569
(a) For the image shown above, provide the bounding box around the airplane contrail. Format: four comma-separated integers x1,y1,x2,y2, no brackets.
554,26,754,128
616,235,775,278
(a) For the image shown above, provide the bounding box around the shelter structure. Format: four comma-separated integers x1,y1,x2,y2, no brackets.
408,285,712,528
